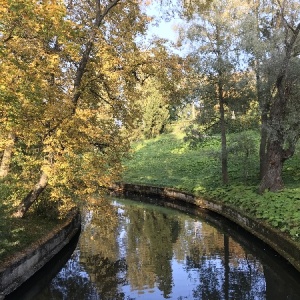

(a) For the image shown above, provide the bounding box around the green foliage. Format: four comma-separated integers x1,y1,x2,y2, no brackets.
226,113,260,133
183,123,219,149
32,189,66,220
227,131,259,181
123,128,300,242
123,132,221,192
135,78,170,139
0,180,63,262
210,185,300,241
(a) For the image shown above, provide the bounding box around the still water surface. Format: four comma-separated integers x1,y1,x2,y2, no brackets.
8,196,300,299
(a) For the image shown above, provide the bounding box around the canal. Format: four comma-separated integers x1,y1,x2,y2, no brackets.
7,195,300,299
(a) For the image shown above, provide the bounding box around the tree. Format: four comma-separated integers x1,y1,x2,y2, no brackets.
0,0,68,180
126,37,189,140
240,0,300,192
258,1,300,192
0,0,151,217
137,78,170,139
179,0,252,184
1,0,187,218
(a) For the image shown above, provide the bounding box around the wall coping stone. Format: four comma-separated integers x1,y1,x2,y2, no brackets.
0,209,81,299
118,183,300,273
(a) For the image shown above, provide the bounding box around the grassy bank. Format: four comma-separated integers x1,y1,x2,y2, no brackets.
0,180,64,263
122,127,300,242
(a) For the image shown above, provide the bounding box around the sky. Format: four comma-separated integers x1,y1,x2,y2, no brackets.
143,2,182,43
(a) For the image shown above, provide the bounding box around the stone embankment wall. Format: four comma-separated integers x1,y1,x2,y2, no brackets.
118,183,300,273
0,209,81,299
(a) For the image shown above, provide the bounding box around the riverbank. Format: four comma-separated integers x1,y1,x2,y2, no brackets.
0,208,81,298
122,130,300,265
117,182,300,273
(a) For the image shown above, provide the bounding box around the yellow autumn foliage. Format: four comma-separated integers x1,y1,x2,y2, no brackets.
0,0,187,217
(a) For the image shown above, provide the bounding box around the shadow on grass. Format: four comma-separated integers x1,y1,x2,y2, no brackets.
123,132,260,193
0,201,62,263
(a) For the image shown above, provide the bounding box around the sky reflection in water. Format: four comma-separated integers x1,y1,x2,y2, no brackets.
32,196,300,300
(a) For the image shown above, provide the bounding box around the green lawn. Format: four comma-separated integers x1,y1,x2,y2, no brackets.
122,128,300,242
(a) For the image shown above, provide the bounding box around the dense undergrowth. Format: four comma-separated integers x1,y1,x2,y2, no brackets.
122,127,300,242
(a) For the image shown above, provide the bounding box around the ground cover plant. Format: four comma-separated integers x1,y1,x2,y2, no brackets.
122,127,300,242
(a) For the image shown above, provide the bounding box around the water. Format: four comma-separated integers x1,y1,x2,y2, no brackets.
7,195,300,299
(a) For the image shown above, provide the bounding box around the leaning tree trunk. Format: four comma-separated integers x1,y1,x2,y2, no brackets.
14,171,48,218
13,0,121,218
0,132,15,178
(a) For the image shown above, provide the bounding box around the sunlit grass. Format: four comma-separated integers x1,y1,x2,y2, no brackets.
122,129,300,242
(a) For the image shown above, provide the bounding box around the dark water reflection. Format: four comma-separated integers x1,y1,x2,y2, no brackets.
9,196,300,299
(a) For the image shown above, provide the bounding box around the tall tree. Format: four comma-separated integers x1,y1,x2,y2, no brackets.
136,77,170,139
15,0,149,217
258,0,300,192
0,0,149,217
1,0,185,218
0,0,67,180
241,0,286,179
179,0,251,184
240,0,300,191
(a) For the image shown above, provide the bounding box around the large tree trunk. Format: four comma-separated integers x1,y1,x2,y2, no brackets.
259,21,300,193
0,132,15,178
14,171,48,218
259,103,269,179
258,140,284,192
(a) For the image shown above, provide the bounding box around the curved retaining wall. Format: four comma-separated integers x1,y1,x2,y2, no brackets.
0,209,81,299
118,183,300,273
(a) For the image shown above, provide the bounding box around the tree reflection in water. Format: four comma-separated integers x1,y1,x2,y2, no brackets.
34,197,300,300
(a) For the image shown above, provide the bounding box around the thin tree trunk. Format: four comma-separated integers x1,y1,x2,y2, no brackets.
216,23,228,185
220,96,229,185
254,1,269,180
14,171,48,218
0,132,15,178
256,60,269,180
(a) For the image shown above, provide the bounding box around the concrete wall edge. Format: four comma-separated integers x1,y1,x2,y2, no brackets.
117,182,300,273
0,209,81,299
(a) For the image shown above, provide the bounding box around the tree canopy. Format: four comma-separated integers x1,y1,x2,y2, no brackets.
0,0,186,217
177,0,300,191
1,0,299,219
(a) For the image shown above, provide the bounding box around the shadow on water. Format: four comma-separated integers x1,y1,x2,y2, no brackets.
5,232,80,300
6,193,300,300
121,192,300,300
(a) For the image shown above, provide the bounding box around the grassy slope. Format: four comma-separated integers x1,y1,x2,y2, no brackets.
122,127,300,242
